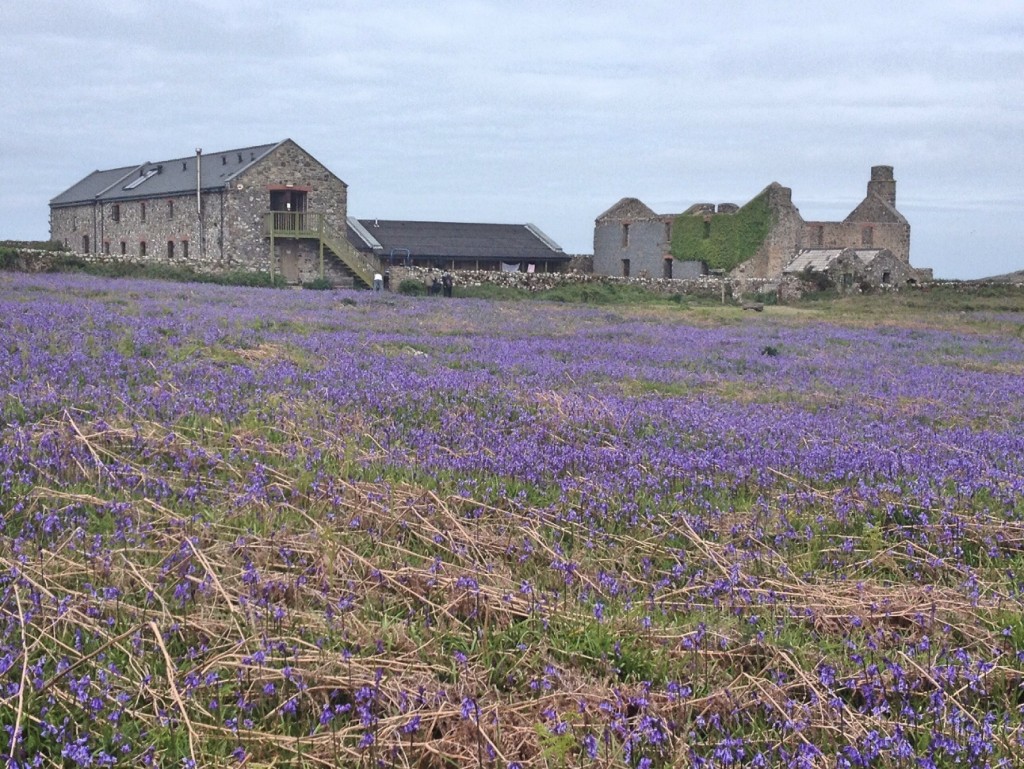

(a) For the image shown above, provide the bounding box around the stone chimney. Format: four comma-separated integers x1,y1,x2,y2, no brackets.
868,166,896,207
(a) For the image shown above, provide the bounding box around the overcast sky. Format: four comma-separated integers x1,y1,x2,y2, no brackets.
2,1,1022,279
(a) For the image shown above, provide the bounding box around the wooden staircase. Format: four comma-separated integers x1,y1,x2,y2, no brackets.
265,212,378,289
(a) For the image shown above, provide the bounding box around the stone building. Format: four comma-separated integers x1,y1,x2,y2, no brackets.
783,248,922,291
50,139,377,287
594,166,924,284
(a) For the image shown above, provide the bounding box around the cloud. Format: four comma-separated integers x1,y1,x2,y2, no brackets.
2,0,1022,277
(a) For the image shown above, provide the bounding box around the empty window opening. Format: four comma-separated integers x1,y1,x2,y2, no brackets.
181,240,189,259
621,258,631,278
140,202,147,223
103,241,110,255
237,153,243,163
621,223,630,248
663,256,673,280
221,156,227,165
167,240,175,259
182,161,187,171
120,241,126,255
882,271,891,285
111,204,120,222
82,234,90,253
167,199,174,218
139,241,147,257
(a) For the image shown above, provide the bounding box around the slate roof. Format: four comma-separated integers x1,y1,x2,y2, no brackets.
348,219,567,261
51,141,283,206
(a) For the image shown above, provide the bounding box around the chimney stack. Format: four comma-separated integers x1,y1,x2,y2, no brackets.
868,166,896,207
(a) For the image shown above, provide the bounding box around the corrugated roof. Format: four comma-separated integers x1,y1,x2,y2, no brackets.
51,141,283,206
351,220,567,261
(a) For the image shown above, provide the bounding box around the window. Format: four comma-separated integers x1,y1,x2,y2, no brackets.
140,202,147,223
882,271,891,285
103,241,110,255
111,204,120,222
621,223,630,248
167,240,175,259
181,240,189,259
664,221,672,243
139,241,147,256
82,234,90,253
663,256,673,280
167,199,174,218
120,241,127,255
123,168,158,190
861,226,873,246
621,258,631,278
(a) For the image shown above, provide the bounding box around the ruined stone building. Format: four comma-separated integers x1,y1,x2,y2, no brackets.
50,139,569,287
593,166,927,285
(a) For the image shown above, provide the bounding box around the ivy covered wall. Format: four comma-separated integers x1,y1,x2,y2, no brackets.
670,191,773,272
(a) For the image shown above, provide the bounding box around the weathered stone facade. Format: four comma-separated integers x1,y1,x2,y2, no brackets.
595,166,920,284
50,140,366,282
593,198,706,279
386,264,779,299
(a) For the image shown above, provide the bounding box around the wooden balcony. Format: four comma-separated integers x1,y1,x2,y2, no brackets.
264,210,377,289
264,211,324,238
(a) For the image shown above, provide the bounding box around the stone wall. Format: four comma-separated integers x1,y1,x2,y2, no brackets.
226,139,350,270
803,221,910,263
53,190,236,270
384,264,781,300
593,216,673,277
730,183,804,280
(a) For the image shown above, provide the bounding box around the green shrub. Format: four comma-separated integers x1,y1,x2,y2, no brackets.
303,277,333,291
539,282,664,305
0,247,16,270
397,279,426,296
799,268,835,293
214,270,285,288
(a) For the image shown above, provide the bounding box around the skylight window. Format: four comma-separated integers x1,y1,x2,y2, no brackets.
124,169,159,190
